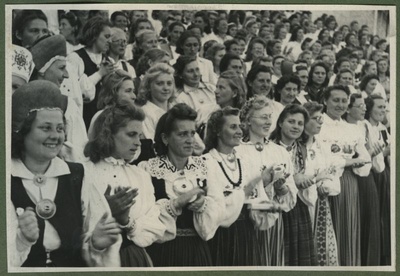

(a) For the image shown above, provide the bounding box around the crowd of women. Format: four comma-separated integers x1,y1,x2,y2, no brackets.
10,8,391,268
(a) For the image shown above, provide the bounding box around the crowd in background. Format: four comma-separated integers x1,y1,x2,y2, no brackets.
10,8,392,268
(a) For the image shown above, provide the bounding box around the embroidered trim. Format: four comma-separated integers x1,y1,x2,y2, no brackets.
195,197,208,213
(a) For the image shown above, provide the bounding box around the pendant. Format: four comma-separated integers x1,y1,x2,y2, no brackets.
33,174,47,186
36,199,56,219
226,153,236,162
255,142,264,152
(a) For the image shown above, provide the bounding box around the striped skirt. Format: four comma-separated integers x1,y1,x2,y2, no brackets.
330,168,361,266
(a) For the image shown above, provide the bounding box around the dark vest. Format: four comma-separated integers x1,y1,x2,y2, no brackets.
11,162,86,267
75,48,107,130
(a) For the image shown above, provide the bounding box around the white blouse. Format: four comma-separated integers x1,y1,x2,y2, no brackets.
82,157,173,267
318,114,371,177
141,101,167,140
175,82,217,115
203,149,278,230
139,156,226,241
235,141,298,213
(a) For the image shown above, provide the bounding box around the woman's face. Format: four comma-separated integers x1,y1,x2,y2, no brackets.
349,58,359,71
321,30,330,41
297,69,309,90
43,60,69,88
218,115,243,148
366,63,377,75
249,24,259,36
114,15,128,30
248,106,272,138
24,110,65,163
164,120,196,158
296,29,304,42
250,71,272,96
170,25,184,44
348,98,366,121
251,42,265,59
370,98,386,123
237,39,246,55
217,20,228,35
112,120,142,161
214,49,226,68
194,16,206,31
348,34,357,46
137,22,153,32
278,27,287,40
311,66,326,86
59,18,75,40
338,61,351,71
305,111,323,135
311,42,322,55
215,78,235,107
273,57,284,75
279,113,305,141
141,33,158,50
228,26,238,37
378,42,387,51
365,79,378,95
280,82,299,105
325,89,348,119
94,26,112,53
328,21,336,30
150,73,174,103
272,42,282,56
117,79,136,104
182,60,201,87
334,33,343,43
18,18,49,48
182,37,200,57
109,31,127,57
377,60,388,74
338,72,354,86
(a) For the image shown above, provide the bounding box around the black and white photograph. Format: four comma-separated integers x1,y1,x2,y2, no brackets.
5,3,396,273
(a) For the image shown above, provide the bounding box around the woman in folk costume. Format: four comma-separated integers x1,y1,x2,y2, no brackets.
204,107,278,266
318,85,371,266
68,16,116,129
11,44,35,93
138,103,225,266
343,93,381,265
10,80,120,267
235,95,298,266
30,34,87,163
364,95,391,265
82,100,174,267
269,104,317,266
302,102,343,266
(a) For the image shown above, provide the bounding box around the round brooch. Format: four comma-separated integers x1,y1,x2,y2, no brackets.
33,174,47,186
36,199,57,219
255,142,264,152
226,152,236,163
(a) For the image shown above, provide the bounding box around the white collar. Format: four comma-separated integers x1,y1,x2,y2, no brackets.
11,157,70,179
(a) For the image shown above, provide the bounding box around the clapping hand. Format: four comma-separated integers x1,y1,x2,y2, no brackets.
173,187,205,210
18,207,39,243
104,185,138,225
91,212,121,250
294,173,314,190
243,175,262,197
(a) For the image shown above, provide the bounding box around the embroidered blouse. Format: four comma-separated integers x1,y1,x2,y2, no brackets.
139,156,225,241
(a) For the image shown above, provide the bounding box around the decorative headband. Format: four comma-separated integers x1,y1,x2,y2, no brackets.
38,56,66,74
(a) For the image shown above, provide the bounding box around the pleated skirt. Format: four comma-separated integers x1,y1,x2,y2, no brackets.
120,243,153,267
208,207,265,266
357,173,381,266
146,234,212,267
373,165,391,265
283,197,317,266
330,168,361,266
314,197,339,266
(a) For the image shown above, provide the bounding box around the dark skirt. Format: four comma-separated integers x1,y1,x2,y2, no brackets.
357,173,381,266
120,243,153,267
208,206,264,266
283,196,317,266
330,168,361,266
256,214,284,266
146,233,212,267
373,165,391,265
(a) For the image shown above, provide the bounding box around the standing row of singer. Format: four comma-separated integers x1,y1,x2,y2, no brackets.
10,8,391,267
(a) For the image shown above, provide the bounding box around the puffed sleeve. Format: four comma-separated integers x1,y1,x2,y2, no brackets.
193,176,226,241
67,52,96,102
8,203,35,267
124,169,172,246
249,209,279,231
81,164,122,267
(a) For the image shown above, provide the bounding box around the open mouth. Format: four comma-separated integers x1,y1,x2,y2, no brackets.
43,143,58,149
